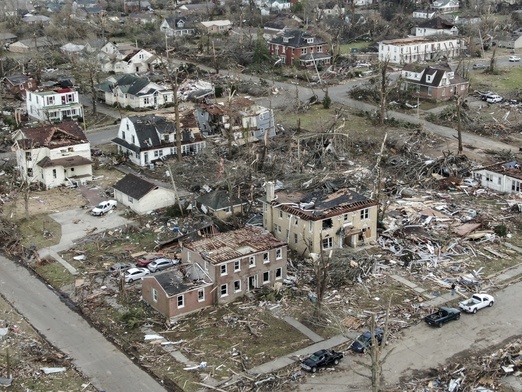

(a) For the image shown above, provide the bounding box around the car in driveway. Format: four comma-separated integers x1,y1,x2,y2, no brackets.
301,349,344,373
459,293,494,314
136,253,163,267
350,329,384,353
91,200,117,216
147,258,179,273
509,56,521,62
124,267,150,283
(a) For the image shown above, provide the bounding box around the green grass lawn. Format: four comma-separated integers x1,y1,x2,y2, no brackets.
469,66,522,96
339,42,371,55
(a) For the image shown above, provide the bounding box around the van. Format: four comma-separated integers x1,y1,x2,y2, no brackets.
482,94,502,103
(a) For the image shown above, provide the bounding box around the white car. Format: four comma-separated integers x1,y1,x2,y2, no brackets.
91,200,117,216
124,267,150,283
458,293,494,314
462,178,479,187
485,94,503,104
509,56,521,62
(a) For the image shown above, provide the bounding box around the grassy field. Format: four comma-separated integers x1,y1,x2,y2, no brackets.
339,42,371,55
469,63,522,96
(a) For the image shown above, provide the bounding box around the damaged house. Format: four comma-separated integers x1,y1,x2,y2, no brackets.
378,36,462,64
112,115,206,166
26,87,83,122
195,98,276,142
261,182,379,256
12,120,93,189
473,161,522,195
196,189,248,220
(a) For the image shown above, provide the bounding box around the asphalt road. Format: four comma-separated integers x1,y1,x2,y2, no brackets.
0,255,167,392
298,280,522,391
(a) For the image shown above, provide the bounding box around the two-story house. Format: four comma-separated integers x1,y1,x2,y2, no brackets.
431,0,460,13
99,46,158,74
415,17,458,37
268,30,331,67
112,115,206,166
26,88,83,122
160,16,196,37
378,36,462,64
261,182,379,256
195,98,276,141
401,63,468,101
96,74,174,109
12,120,92,189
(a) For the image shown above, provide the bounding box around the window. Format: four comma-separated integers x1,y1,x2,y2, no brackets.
275,267,282,279
309,221,313,232
177,295,184,308
122,131,126,140
512,180,520,192
360,208,369,220
152,288,158,302
52,169,57,179
263,271,270,283
294,233,298,244
498,177,501,185
278,210,283,219
234,280,241,292
128,196,134,203
343,213,349,221
220,284,228,297
234,260,240,272
302,47,307,55
249,256,255,268
274,224,281,233
263,252,269,263
276,248,282,260
132,135,135,144
25,151,32,161
220,264,227,276
322,237,333,249
294,217,298,225
27,168,33,177
322,218,333,229
198,289,205,302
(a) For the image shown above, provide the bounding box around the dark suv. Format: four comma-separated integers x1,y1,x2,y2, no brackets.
350,329,384,353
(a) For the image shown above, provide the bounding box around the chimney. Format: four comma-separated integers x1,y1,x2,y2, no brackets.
265,181,275,201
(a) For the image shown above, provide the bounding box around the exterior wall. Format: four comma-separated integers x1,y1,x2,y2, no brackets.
114,187,176,214
26,90,83,122
184,246,287,304
263,202,378,255
108,86,173,109
269,42,328,66
415,27,455,37
473,169,517,194
204,203,245,220
142,277,213,318
403,80,468,101
378,38,461,64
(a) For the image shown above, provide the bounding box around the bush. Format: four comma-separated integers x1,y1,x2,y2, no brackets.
494,224,508,237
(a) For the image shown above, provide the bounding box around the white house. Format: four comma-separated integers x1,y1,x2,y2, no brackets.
378,36,462,64
113,173,177,214
96,74,174,109
160,16,196,37
200,20,232,34
99,46,158,74
415,17,458,37
354,0,373,5
12,120,92,189
26,88,83,122
473,162,522,195
431,0,459,13
112,115,206,167
413,9,437,19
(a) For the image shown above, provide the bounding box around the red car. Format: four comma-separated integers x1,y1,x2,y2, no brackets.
136,253,162,267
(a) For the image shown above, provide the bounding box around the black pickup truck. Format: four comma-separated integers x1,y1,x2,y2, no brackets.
424,307,461,328
301,349,344,373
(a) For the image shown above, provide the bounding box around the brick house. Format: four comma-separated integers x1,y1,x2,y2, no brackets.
261,182,379,256
268,30,331,67
401,63,468,101
183,226,287,304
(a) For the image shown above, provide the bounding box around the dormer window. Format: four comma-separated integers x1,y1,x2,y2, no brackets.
307,38,314,44
283,37,289,43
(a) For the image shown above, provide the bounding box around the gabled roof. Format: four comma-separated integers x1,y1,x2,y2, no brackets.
3,74,33,85
17,121,88,150
97,74,162,96
113,173,157,200
196,189,246,211
269,30,326,47
184,226,286,264
405,64,468,87
417,16,455,29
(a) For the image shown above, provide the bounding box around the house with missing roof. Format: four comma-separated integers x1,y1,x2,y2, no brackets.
112,115,206,166
268,30,331,67
112,173,177,214
401,63,468,101
12,120,92,189
96,74,174,109
196,189,248,220
378,36,462,64
261,182,379,256
26,88,84,122
473,162,522,195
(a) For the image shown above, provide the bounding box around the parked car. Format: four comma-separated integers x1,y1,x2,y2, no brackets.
472,63,487,70
484,94,503,103
301,349,344,373
462,178,479,187
136,253,163,267
124,267,150,283
91,200,117,216
109,262,133,275
459,293,494,314
509,56,521,62
147,258,179,273
350,329,384,353
424,307,461,327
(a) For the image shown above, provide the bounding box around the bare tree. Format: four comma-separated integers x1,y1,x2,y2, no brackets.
378,58,391,126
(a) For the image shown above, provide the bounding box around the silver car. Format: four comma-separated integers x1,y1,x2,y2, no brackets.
147,258,178,273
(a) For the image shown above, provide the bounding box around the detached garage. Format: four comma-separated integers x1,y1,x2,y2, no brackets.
113,173,176,214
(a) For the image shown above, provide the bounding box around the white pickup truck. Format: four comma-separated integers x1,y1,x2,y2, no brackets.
458,293,494,314
91,200,117,216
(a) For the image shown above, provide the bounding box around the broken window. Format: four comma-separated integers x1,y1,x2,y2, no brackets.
276,248,282,260
360,208,369,220
198,289,204,302
152,288,158,302
263,252,270,263
322,237,333,249
220,284,228,297
294,217,299,225
263,271,270,283
322,218,333,229
234,280,241,292
25,151,32,161
177,295,184,308
249,256,255,268
220,264,227,275
276,268,282,279
234,260,240,271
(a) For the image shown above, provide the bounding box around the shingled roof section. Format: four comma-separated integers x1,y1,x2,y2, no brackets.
17,120,87,149
196,189,246,210
269,30,326,47
417,16,455,30
113,173,157,200
184,226,286,264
